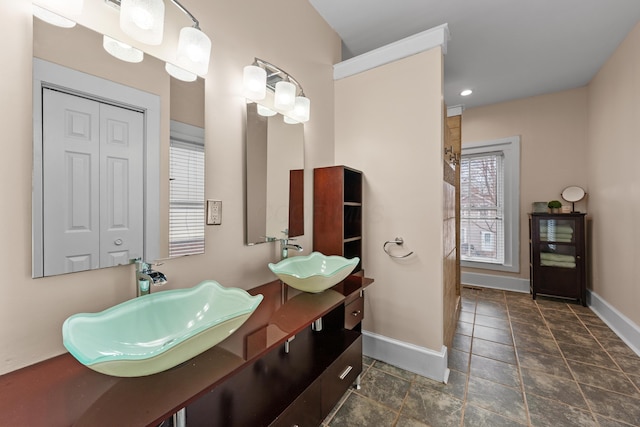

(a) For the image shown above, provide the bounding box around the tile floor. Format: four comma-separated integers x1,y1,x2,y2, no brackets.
322,286,640,427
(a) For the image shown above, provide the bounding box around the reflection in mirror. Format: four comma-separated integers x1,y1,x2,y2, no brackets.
246,103,304,245
32,18,205,277
169,120,205,257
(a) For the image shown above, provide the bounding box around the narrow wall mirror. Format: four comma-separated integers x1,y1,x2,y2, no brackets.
32,18,205,278
245,103,304,245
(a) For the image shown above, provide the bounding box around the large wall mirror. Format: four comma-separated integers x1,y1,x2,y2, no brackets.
246,103,304,245
32,18,205,278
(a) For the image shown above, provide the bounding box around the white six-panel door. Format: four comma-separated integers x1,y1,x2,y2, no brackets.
99,102,144,269
42,88,143,276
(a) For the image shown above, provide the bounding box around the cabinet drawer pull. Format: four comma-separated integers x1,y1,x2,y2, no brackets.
351,310,361,317
339,365,353,380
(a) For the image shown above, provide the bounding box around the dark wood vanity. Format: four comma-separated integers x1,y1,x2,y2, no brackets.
0,275,373,426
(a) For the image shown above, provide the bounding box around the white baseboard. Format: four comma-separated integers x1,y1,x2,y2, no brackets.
588,290,640,356
461,271,530,293
362,330,449,383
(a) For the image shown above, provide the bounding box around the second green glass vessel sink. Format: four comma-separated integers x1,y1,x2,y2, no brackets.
268,252,359,293
62,280,263,377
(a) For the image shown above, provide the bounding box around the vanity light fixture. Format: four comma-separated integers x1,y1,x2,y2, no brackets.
54,0,214,81
111,0,212,77
103,35,144,63
243,58,311,123
35,0,211,81
32,0,83,28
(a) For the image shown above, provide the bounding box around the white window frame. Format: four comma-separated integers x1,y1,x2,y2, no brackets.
461,136,520,273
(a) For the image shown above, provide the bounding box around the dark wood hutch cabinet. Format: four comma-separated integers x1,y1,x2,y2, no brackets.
529,213,587,306
313,166,363,271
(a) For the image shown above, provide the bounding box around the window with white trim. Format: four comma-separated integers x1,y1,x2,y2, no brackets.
460,136,520,272
169,121,205,257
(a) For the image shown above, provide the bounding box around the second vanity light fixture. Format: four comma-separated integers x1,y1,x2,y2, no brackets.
32,0,211,82
109,0,212,81
243,58,311,124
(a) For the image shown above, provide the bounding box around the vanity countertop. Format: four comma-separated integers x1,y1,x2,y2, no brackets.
0,275,373,427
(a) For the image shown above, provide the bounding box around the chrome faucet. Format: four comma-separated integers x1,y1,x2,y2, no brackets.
132,258,168,297
279,229,303,260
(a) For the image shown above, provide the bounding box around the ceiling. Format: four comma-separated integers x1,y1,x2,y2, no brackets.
308,0,640,110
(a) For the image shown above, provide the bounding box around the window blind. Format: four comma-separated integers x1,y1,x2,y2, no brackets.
169,139,205,257
460,151,504,264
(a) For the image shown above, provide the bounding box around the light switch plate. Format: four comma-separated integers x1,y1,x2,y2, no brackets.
206,200,222,225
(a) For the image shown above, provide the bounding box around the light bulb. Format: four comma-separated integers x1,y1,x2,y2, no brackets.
131,7,154,30
33,5,76,28
120,0,165,45
291,96,310,123
165,63,197,82
257,104,277,117
283,116,300,124
103,35,144,63
175,27,212,76
274,81,296,111
243,65,267,100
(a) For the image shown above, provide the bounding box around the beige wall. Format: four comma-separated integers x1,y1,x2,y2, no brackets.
0,0,339,374
335,48,445,351
462,88,589,281
461,20,640,330
587,22,640,326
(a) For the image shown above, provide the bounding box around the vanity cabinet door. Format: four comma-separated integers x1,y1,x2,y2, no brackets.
344,295,364,330
321,335,362,415
270,381,322,427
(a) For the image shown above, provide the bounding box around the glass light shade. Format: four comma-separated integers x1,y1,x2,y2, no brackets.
274,81,296,111
120,0,165,45
283,116,300,125
103,35,144,63
176,27,212,76
243,65,267,100
33,5,76,28
291,96,310,123
165,63,197,82
34,0,83,15
256,104,277,117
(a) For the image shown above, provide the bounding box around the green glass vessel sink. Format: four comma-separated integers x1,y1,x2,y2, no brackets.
62,281,263,377
268,252,359,293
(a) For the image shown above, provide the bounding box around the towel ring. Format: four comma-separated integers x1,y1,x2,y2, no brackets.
383,237,414,259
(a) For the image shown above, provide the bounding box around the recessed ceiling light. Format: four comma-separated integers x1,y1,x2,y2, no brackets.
460,89,473,97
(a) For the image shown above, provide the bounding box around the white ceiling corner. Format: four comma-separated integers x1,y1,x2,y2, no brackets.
310,0,640,109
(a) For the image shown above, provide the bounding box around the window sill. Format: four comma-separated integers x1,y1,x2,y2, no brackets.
461,259,519,273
